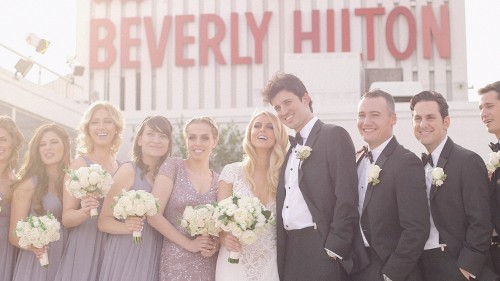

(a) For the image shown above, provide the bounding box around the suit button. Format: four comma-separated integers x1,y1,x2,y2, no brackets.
290,168,293,171
286,206,288,208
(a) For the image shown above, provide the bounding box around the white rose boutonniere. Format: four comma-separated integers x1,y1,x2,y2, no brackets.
487,152,500,173
296,146,312,161
431,167,447,187
367,164,382,185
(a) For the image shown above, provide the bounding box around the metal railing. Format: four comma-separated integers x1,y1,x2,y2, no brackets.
0,42,87,103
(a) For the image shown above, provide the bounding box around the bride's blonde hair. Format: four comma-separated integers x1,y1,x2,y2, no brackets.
242,111,288,199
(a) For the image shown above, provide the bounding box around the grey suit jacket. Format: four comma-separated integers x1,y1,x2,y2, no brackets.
358,136,430,281
276,119,367,276
430,137,494,278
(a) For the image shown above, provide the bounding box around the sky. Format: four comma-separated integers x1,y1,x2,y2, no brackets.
0,0,498,100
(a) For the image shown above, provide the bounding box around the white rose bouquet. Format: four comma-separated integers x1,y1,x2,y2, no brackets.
487,152,500,173
180,203,220,237
213,194,275,264
65,164,114,217
15,212,61,268
112,189,159,244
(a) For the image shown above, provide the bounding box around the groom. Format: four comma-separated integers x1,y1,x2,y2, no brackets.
262,73,364,280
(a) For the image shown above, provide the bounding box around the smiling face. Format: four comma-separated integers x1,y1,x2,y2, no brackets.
185,122,217,161
249,114,276,152
412,100,450,153
38,130,65,167
479,90,500,139
270,90,314,133
88,108,117,147
357,96,396,149
138,124,170,160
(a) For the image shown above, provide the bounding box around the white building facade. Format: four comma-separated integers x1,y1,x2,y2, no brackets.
74,0,490,159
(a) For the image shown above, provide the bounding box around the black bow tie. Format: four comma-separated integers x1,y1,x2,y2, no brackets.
490,142,500,152
358,146,373,163
295,132,303,146
421,153,434,167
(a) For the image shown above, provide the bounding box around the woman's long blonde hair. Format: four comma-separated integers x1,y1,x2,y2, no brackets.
14,124,71,215
242,111,288,199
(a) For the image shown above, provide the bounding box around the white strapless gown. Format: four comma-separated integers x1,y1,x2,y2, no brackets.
215,162,279,281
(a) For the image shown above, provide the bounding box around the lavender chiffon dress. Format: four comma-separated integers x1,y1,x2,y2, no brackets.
98,163,163,281
12,177,68,281
0,190,18,281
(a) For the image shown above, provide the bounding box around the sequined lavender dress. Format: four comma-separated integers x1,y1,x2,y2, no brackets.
98,163,163,281
0,190,18,281
12,177,68,281
54,156,108,281
159,157,219,281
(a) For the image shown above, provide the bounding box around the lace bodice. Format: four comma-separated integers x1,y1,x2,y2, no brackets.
218,162,277,281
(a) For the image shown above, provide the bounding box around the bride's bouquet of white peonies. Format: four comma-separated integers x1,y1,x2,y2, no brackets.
112,189,159,244
15,212,61,268
213,193,275,264
180,203,220,237
65,164,114,217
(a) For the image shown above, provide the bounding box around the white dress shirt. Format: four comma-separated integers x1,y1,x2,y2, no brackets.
282,116,318,230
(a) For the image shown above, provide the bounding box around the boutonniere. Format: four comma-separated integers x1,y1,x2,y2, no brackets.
367,164,382,185
487,152,500,173
296,146,312,161
431,167,447,187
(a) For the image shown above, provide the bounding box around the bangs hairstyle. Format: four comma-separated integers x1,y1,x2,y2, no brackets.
242,111,288,199
183,116,219,141
132,116,173,179
0,116,25,174
76,101,124,156
15,124,71,215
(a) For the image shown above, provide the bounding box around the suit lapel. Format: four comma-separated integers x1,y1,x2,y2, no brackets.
361,137,397,214
298,120,322,184
429,138,452,201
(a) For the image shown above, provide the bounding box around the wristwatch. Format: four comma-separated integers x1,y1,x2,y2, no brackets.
383,274,392,281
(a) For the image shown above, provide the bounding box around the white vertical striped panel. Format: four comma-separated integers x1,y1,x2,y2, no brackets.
185,1,200,110
234,0,249,109
140,0,152,111
217,1,232,109
200,0,217,110
122,1,138,111
250,0,265,108
170,1,185,111
265,0,281,77
151,0,169,112
106,0,123,107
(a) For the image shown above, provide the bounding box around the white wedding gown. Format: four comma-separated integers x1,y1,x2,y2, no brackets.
215,162,280,281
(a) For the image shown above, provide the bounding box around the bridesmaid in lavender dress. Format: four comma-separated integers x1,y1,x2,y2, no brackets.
9,124,71,281
149,117,220,281
55,101,124,281
98,116,172,281
0,116,24,281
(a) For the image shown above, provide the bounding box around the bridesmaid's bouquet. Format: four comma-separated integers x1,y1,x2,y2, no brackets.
65,164,114,217
213,194,275,264
15,212,61,268
113,189,159,244
180,203,220,237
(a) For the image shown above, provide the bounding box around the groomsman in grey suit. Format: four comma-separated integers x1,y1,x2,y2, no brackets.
262,73,366,280
411,90,497,281
479,81,500,276
350,89,429,281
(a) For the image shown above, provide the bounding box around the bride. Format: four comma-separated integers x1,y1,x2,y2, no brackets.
216,111,288,281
